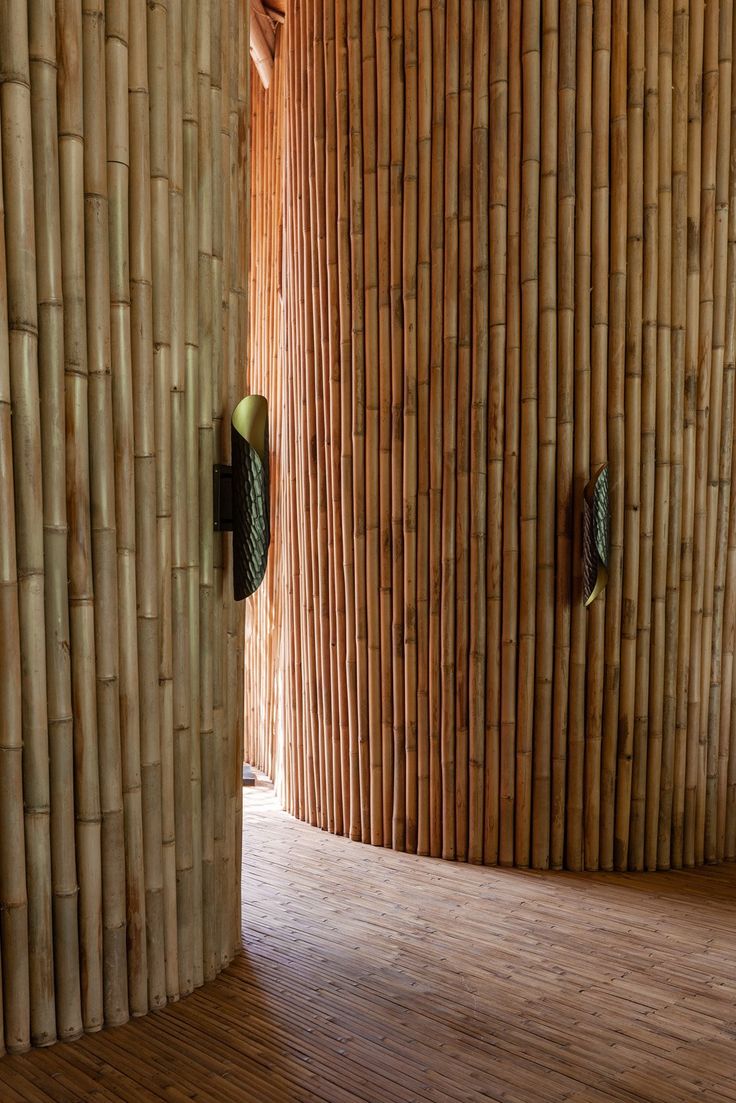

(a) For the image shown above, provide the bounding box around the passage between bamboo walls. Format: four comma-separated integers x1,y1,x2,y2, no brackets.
246,0,736,874
0,0,248,1055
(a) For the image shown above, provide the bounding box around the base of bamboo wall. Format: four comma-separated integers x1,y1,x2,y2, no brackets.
246,0,736,876
0,0,248,1055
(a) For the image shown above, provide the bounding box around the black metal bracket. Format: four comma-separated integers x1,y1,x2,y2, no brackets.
213,464,234,532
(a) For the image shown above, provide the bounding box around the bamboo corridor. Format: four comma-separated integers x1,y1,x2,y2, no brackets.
0,0,248,1054
246,0,736,873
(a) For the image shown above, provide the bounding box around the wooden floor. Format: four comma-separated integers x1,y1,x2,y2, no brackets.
1,780,735,1103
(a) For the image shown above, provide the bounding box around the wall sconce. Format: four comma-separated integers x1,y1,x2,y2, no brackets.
213,395,270,601
583,463,609,606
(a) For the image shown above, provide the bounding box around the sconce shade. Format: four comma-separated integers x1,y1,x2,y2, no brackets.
583,463,610,606
232,396,270,600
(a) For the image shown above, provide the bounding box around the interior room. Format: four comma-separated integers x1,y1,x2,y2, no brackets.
0,1,734,1101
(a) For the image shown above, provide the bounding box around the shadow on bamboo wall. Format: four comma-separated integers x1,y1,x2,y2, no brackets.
245,0,736,876
0,0,248,1055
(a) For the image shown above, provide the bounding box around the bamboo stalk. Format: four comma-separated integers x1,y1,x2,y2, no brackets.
453,0,472,863
601,0,627,872
532,0,558,871
428,0,445,860
500,0,521,868
699,0,726,865
404,0,419,855
390,0,407,853
629,0,659,872
709,0,734,864
676,0,704,868
567,0,592,873
0,81,32,1056
688,0,717,867
362,0,383,847
415,0,431,857
613,0,643,871
468,0,489,866
646,0,673,871
660,0,688,870
28,0,83,1042
3,2,58,1047
440,0,459,863
515,0,540,870
551,0,576,870
376,0,393,849
484,0,507,867
584,0,609,872
57,0,104,1032
720,0,736,862
83,0,130,1023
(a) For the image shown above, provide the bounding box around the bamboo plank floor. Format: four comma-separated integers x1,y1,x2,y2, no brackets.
0,778,734,1103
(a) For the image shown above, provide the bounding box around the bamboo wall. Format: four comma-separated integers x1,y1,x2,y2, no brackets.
246,0,736,874
0,0,248,1054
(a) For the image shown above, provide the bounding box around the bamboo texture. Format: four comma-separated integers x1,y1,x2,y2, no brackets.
0,0,248,1053
246,1,736,875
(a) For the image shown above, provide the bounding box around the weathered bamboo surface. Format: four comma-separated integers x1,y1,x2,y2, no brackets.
0,0,248,1054
246,0,736,874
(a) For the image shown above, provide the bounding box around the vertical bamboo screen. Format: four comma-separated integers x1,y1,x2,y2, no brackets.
246,0,736,874
0,0,248,1054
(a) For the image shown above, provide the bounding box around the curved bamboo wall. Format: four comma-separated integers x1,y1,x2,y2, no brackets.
246,0,736,875
0,0,247,1054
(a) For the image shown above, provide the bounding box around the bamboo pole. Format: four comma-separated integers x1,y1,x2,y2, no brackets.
469,0,489,866
688,0,718,867
699,0,725,865
2,0,56,1047
183,0,204,987
646,0,673,871
83,0,130,1023
323,0,348,840
106,0,149,1018
452,0,472,863
404,0,419,855
415,0,431,857
532,0,558,871
676,0,704,868
197,0,218,980
376,0,393,849
500,0,521,867
484,0,507,867
613,0,643,871
721,1,736,863
629,0,659,872
58,0,104,1032
28,0,83,1042
584,0,609,872
709,0,734,864
551,0,576,870
390,0,407,853
601,0,627,872
660,0,688,869
567,0,592,873
440,0,459,863
362,0,383,847
515,0,540,870
0,86,32,1056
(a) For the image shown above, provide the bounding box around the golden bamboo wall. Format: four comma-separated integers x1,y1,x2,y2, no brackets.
0,0,248,1054
247,0,736,875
